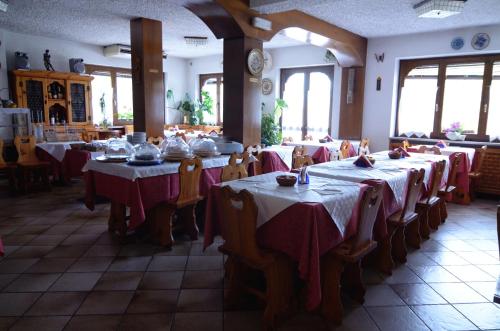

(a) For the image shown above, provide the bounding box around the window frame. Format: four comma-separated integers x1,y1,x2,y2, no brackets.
396,54,500,142
86,64,133,126
199,73,223,125
279,65,335,139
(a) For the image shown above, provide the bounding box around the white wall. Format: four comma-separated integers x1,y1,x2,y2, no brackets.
187,45,342,137
0,30,8,100
364,24,500,152
0,29,189,123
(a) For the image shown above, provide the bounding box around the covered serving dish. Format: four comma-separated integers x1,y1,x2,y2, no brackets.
105,138,133,160
132,142,161,161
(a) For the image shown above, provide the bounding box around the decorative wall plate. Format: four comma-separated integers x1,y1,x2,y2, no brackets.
451,37,464,50
247,49,264,76
263,50,273,72
262,78,273,95
471,33,490,50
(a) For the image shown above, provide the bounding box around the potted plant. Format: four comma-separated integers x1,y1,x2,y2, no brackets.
261,98,287,146
443,121,466,141
179,93,197,125
196,91,214,125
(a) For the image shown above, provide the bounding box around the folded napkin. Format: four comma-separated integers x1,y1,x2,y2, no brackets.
435,140,447,148
353,154,373,168
395,147,410,157
209,130,218,136
323,135,334,142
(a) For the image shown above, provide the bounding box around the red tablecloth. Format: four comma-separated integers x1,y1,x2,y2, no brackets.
448,152,470,204
258,150,290,173
203,182,369,311
311,146,330,163
84,167,223,230
36,147,91,183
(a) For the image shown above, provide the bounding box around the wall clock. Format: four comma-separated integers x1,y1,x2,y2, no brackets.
262,78,273,95
247,49,264,76
451,37,464,50
471,33,490,50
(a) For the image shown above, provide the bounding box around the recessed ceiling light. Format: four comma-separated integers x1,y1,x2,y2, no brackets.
414,0,466,18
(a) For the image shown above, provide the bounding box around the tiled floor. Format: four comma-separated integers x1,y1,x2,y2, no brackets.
0,182,498,330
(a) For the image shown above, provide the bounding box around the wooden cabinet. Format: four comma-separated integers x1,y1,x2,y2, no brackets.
11,70,93,127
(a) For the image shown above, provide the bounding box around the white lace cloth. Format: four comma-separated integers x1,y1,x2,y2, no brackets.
285,140,361,155
263,145,295,169
412,145,475,170
221,171,361,235
82,155,231,181
36,141,85,162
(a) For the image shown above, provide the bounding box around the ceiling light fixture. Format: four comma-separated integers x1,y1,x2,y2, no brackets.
0,0,8,12
414,0,466,18
252,17,272,31
184,36,208,47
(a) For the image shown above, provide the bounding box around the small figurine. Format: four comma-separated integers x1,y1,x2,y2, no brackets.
43,49,55,71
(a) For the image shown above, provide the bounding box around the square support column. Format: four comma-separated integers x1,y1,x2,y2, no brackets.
223,37,262,146
130,18,165,138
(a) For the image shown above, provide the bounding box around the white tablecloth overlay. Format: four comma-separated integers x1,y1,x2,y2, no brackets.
36,141,85,162
82,155,231,181
263,145,295,169
285,140,361,156
307,160,408,207
221,171,361,235
413,145,475,170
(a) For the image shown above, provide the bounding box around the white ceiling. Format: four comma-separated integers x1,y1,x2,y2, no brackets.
0,0,499,59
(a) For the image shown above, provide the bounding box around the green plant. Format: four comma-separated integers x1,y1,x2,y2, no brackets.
196,91,214,125
261,98,287,146
99,93,110,128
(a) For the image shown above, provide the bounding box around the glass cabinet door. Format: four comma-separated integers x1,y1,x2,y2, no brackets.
23,78,47,123
69,81,89,123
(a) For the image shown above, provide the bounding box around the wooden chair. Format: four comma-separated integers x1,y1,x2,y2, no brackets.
358,138,370,155
147,136,164,146
321,184,383,324
469,146,487,200
221,152,250,182
246,144,262,156
98,130,121,140
246,145,263,176
14,136,51,193
0,139,17,193
218,186,295,329
339,140,352,159
402,140,410,151
175,132,187,142
379,169,425,273
282,136,293,143
292,155,314,170
438,155,462,222
148,158,203,247
417,145,441,155
415,160,446,240
304,135,313,141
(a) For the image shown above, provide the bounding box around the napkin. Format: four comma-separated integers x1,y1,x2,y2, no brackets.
323,135,333,142
353,154,373,168
395,147,410,157
209,130,218,137
435,140,447,148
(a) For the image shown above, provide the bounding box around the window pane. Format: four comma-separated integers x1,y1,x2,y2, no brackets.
201,78,218,125
487,62,500,139
282,73,305,141
116,74,133,121
91,73,113,125
398,65,438,137
307,72,331,139
441,63,484,134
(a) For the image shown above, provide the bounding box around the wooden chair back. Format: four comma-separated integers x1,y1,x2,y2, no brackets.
350,183,383,252
245,144,262,157
219,186,265,265
176,157,203,207
147,136,164,146
14,136,40,164
427,160,446,201
473,146,487,174
417,145,441,155
282,136,293,143
293,155,314,170
340,140,352,159
402,140,410,151
175,132,187,142
221,152,250,182
445,154,462,191
401,169,425,219
304,135,313,141
358,138,370,155
0,139,6,167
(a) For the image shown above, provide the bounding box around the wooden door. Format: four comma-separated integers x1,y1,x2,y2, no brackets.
67,80,91,125
20,77,48,123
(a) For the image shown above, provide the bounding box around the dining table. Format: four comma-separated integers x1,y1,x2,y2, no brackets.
203,171,368,311
83,155,232,230
284,139,360,161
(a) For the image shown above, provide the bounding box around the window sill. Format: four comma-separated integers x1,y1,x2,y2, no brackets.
390,136,500,149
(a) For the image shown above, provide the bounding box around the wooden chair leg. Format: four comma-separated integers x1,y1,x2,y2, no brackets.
224,257,246,309
342,260,366,303
439,199,448,223
177,204,199,240
428,204,441,230
108,202,127,237
418,208,431,240
264,257,294,329
406,218,421,249
148,202,175,247
378,235,394,275
392,226,407,264
320,256,344,324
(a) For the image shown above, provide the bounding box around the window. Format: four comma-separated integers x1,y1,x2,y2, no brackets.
280,66,334,141
87,65,133,125
199,73,223,125
396,54,500,141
